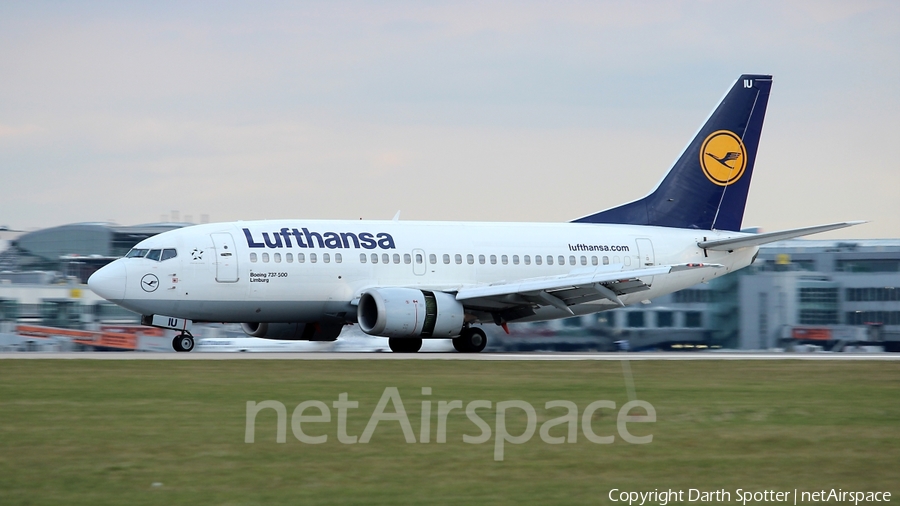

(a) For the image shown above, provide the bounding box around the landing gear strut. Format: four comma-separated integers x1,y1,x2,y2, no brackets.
453,327,487,353
173,332,195,352
389,338,423,353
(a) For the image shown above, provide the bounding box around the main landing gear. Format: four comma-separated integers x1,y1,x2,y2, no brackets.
387,327,488,353
388,338,422,353
173,332,195,352
453,327,487,353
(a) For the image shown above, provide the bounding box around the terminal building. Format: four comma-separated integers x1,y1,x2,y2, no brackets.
0,223,184,331
0,222,183,282
1,223,898,351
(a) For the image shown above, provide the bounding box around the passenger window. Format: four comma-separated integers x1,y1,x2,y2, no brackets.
467,254,474,265
603,256,609,265
443,254,451,264
250,253,258,263
323,253,330,263
591,256,598,266
274,253,282,263
360,253,367,263
382,253,389,264
429,254,437,264
126,249,149,258
501,255,508,265
286,253,293,263
479,255,485,265
490,255,497,265
624,256,630,266
572,256,578,265
559,256,566,265
371,253,378,264
513,255,519,265
393,254,400,264
262,252,270,263
298,253,305,263
335,253,342,264
415,253,423,264
536,255,542,265
310,253,317,263
614,256,620,264
524,255,531,265
547,256,553,266
161,249,177,261
404,254,411,264
146,249,162,261
455,254,462,265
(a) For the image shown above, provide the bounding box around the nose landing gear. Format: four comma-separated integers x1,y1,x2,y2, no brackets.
173,332,195,352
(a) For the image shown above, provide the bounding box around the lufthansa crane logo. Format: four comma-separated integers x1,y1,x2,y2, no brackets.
699,130,747,186
141,274,159,292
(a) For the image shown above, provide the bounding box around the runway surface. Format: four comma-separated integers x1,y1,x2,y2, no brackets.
1,352,899,361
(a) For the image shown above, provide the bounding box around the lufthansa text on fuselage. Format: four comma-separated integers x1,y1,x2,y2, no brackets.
243,228,396,250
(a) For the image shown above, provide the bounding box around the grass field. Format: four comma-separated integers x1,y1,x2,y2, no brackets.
1,359,898,505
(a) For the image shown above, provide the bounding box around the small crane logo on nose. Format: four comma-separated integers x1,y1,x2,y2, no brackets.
141,274,159,292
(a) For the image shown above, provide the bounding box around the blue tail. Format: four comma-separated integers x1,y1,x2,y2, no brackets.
574,74,772,231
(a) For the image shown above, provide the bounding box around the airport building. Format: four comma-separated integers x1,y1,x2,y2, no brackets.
0,223,185,330
1,223,899,351
0,223,184,282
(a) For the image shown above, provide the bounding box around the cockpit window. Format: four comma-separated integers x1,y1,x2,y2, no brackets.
128,247,176,261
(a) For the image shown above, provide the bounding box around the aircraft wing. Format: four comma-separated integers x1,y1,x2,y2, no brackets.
454,263,721,317
698,221,865,251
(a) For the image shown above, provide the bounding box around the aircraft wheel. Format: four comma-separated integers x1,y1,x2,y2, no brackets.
453,327,487,353
173,333,194,352
389,338,422,353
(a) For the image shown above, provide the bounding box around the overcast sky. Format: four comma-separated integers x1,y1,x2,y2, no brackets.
1,1,897,238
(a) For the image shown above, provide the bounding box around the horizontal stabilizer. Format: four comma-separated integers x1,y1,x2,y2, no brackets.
697,221,866,251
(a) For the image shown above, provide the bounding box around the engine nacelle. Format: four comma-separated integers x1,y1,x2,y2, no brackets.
357,288,464,338
240,322,342,341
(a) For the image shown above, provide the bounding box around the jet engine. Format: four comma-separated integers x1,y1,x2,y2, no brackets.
240,322,342,341
357,288,465,338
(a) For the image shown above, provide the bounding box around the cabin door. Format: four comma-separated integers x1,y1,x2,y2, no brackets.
636,238,656,267
636,238,656,286
211,233,240,283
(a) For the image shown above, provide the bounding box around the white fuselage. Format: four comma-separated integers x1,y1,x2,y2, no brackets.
90,219,757,330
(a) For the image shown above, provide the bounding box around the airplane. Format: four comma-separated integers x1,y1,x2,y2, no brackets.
88,74,863,353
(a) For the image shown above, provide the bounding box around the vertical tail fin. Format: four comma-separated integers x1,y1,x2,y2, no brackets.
574,74,772,231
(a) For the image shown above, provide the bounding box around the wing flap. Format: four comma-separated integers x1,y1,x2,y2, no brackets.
455,263,722,316
456,265,668,301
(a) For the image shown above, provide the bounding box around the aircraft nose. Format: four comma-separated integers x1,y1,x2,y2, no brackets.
88,260,127,302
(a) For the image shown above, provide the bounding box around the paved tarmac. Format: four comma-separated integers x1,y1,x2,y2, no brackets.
1,352,899,361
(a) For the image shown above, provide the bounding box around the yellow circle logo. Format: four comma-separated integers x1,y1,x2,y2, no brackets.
699,130,747,186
